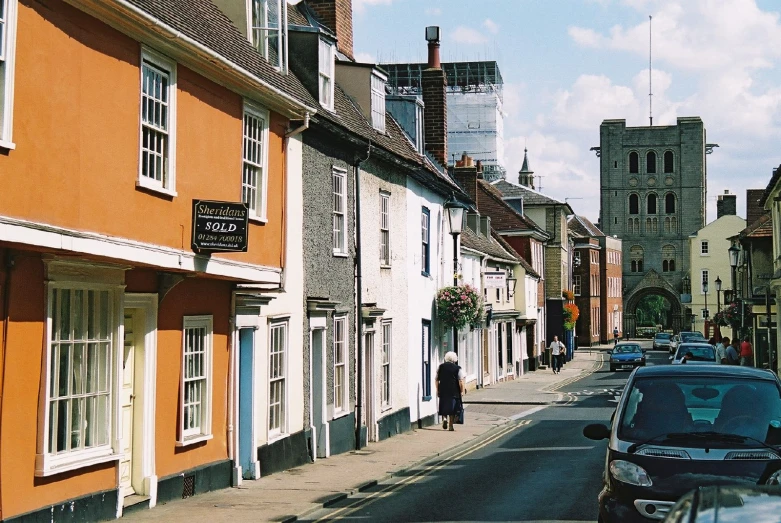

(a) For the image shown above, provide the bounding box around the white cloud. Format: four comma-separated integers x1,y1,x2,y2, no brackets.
450,26,488,44
353,0,392,15
482,19,499,34
425,7,442,16
354,51,376,64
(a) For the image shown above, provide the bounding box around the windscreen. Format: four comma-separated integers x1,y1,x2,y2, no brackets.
619,376,781,446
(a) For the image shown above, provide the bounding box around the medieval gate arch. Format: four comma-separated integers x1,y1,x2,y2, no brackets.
624,270,686,337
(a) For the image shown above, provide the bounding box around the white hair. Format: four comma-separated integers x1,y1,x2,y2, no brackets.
444,351,458,363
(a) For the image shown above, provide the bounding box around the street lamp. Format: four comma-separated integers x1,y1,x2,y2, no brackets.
444,195,468,354
729,243,740,300
715,276,722,314
703,280,709,320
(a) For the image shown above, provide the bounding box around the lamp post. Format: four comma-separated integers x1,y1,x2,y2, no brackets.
445,196,467,354
703,280,709,325
715,276,722,314
729,243,741,340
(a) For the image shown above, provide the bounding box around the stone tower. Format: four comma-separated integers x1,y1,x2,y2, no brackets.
518,148,535,189
596,117,708,335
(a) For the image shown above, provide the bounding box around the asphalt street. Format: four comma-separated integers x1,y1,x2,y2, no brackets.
303,342,669,523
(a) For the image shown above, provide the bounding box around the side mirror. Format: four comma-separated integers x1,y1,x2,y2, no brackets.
583,423,611,441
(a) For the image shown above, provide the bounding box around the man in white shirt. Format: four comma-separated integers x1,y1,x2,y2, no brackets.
715,336,728,364
549,336,565,374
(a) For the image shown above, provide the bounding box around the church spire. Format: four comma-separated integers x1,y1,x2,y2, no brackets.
518,148,535,189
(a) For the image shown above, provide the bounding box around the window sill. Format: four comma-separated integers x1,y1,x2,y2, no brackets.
332,410,351,420
249,215,268,225
380,405,392,413
380,264,391,270
333,252,349,258
176,434,213,447
422,395,432,402
421,271,431,278
268,431,288,444
0,139,16,151
35,448,121,477
136,178,178,198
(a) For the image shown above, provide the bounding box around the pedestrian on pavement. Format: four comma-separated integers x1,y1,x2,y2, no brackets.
740,336,754,367
549,335,565,374
436,351,465,431
725,339,740,365
716,337,729,364
613,327,619,346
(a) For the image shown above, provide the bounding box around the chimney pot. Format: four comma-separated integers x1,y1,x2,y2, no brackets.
425,26,441,68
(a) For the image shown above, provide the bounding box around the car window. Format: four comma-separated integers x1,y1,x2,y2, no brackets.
656,333,671,340
676,345,715,362
614,345,642,353
618,376,781,445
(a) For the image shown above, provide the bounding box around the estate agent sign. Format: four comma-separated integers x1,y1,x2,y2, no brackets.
191,199,249,253
484,271,507,288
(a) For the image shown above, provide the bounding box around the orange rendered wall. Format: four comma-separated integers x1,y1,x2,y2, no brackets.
2,1,286,271
153,277,231,477
0,253,116,518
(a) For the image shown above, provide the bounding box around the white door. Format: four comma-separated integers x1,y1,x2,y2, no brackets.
120,312,136,498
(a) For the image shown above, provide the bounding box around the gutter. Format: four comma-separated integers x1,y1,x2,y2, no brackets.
65,0,318,119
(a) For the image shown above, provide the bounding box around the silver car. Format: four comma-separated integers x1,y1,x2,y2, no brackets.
670,342,718,365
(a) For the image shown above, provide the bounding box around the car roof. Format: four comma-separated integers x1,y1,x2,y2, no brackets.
678,342,714,348
634,365,778,380
655,332,671,336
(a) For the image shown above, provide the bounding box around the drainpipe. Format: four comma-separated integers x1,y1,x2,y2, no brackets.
354,142,371,451
0,251,12,518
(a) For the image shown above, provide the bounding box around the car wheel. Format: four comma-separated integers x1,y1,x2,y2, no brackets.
609,365,615,372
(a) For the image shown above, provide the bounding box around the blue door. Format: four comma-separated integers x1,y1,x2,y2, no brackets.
239,328,255,479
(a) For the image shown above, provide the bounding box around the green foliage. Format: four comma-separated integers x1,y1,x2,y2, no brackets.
436,285,483,330
636,294,672,328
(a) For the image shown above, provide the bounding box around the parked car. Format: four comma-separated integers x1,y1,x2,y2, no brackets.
583,365,781,523
670,342,718,365
652,332,672,351
679,331,707,343
664,486,781,523
609,343,646,372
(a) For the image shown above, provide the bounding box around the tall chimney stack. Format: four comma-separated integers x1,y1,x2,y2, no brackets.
307,0,354,60
422,26,448,168
716,190,737,219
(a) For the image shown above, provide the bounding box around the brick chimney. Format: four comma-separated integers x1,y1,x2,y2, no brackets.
716,190,737,219
307,0,354,60
422,26,447,168
746,189,765,225
454,153,478,203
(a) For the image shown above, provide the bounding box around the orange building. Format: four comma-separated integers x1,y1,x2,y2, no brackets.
0,0,315,520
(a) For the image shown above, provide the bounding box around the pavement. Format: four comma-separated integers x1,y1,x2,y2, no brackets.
122,347,609,523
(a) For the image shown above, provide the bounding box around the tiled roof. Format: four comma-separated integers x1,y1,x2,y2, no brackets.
760,165,781,207
287,2,311,26
461,226,517,263
476,180,548,237
568,215,604,238
738,212,772,239
126,0,318,111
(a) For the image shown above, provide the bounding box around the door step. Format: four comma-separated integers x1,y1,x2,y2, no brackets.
123,494,150,514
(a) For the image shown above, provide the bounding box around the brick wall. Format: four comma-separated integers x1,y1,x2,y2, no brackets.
422,68,447,167
308,0,354,60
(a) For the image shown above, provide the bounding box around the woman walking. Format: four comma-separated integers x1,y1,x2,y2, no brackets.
436,351,465,431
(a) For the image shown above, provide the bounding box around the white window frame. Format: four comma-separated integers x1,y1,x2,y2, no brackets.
268,320,288,438
333,315,348,414
318,38,335,111
250,0,288,72
701,240,709,255
573,274,581,296
370,72,387,132
380,191,390,266
138,48,177,197
701,269,709,295
333,167,348,255
36,263,125,477
381,321,392,409
178,315,214,446
242,102,270,222
0,0,17,149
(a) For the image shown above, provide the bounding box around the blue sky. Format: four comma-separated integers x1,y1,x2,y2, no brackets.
351,0,781,225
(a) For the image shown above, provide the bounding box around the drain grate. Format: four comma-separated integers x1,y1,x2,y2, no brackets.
182,474,196,499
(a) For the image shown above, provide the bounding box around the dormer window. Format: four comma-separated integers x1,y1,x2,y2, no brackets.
318,39,334,111
371,72,386,132
251,0,287,72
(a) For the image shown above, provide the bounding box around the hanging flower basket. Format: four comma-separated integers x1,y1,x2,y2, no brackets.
563,302,580,331
562,289,575,301
437,284,483,330
712,302,752,329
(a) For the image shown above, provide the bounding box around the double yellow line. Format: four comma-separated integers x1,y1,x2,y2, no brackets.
312,422,520,521
549,353,605,404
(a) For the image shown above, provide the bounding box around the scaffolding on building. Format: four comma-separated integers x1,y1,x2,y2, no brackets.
383,61,506,181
